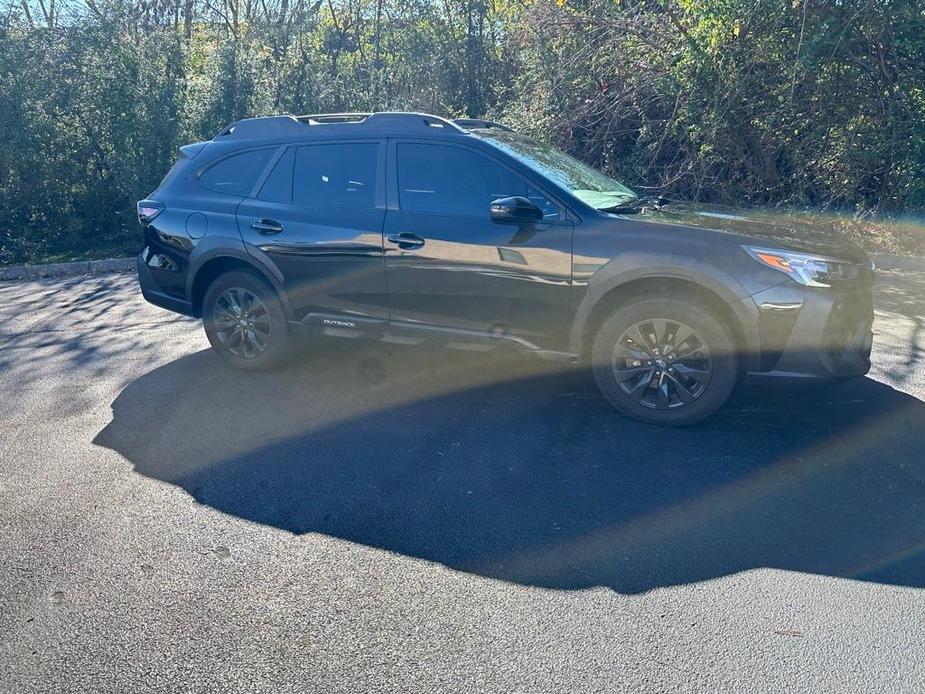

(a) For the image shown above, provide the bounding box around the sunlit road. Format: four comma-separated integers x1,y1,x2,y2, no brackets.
1,267,924,693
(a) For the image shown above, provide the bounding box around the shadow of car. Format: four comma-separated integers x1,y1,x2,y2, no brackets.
94,341,925,594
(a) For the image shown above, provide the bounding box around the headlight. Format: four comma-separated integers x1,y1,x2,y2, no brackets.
743,246,860,287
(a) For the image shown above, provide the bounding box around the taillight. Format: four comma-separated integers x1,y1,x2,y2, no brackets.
137,199,164,224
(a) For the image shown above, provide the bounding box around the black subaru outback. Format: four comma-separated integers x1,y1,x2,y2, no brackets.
136,112,874,425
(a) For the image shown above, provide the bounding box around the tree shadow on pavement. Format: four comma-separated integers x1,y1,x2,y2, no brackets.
94,341,925,594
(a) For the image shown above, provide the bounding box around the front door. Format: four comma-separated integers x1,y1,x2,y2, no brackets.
383,140,573,350
236,140,388,322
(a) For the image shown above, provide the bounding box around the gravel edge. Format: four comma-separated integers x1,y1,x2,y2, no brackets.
0,257,136,281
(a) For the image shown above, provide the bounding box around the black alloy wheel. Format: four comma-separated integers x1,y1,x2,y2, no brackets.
592,296,738,425
211,287,272,359
202,270,290,370
612,318,712,410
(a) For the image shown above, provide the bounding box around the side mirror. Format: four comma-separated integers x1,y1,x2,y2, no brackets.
490,196,543,224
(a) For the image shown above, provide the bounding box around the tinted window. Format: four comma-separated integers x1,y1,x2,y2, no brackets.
156,156,187,192
397,143,556,219
199,148,275,196
258,147,294,202
293,143,378,208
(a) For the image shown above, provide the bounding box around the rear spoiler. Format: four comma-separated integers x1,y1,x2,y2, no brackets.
179,141,208,160
151,141,208,194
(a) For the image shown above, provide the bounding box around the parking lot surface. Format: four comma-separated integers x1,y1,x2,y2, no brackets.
1,268,924,693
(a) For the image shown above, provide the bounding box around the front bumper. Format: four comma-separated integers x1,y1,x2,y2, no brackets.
743,279,873,385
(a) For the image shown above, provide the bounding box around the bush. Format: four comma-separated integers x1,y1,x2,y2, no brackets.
1,0,923,265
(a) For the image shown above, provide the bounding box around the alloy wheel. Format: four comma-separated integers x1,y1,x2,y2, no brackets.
611,318,712,409
211,287,272,359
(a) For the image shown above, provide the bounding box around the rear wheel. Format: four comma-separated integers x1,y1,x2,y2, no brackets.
202,270,290,370
591,296,738,425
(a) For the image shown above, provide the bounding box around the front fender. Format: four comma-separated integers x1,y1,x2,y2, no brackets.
568,252,762,366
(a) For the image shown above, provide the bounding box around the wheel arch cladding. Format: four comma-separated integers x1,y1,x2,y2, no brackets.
191,256,285,318
575,275,753,370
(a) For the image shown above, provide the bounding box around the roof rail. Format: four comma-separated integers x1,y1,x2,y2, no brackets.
357,112,466,133
453,118,515,132
215,111,468,141
215,115,305,139
299,113,371,124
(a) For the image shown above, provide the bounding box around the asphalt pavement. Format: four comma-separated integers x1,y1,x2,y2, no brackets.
1,268,924,693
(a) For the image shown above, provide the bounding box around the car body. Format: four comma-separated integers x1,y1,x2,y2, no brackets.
136,112,875,424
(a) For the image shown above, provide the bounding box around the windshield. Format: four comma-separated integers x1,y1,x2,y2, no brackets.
476,131,637,210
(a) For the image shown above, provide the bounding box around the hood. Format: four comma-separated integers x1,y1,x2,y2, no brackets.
632,202,869,263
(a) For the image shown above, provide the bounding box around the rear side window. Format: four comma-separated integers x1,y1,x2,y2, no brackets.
198,148,275,196
293,143,378,208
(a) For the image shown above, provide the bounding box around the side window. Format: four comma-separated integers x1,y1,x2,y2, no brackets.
198,148,275,196
258,147,295,202
293,143,378,208
397,143,557,219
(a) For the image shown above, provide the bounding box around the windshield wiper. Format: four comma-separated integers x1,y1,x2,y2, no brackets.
601,194,669,214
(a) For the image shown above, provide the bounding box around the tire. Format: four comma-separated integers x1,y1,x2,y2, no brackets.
591,296,738,425
202,270,291,370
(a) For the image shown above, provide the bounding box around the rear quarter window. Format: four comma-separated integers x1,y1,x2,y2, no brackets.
197,148,276,196
258,148,295,202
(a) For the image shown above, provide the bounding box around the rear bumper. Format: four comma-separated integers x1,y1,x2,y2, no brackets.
743,280,873,385
137,252,195,316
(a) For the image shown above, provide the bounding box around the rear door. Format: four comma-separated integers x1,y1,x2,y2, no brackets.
236,140,388,322
382,140,574,350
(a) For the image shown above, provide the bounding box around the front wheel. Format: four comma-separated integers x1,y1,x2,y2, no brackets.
202,270,291,370
591,297,739,425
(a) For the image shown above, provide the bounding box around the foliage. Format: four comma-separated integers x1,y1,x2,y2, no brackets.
1,0,923,264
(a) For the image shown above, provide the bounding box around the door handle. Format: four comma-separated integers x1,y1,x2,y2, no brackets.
251,219,284,235
387,232,425,250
